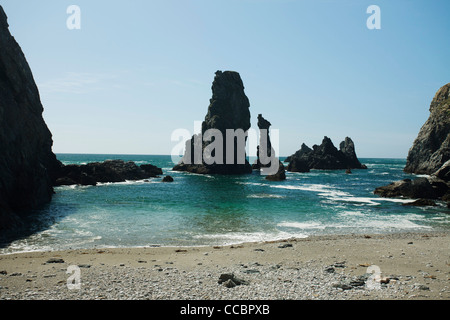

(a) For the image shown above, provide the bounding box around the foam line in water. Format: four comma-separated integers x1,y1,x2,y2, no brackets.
193,231,308,245
277,221,326,230
247,194,286,199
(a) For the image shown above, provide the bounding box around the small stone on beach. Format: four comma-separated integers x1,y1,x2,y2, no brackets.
46,258,65,264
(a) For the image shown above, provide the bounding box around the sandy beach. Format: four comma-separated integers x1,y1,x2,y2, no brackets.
0,231,449,300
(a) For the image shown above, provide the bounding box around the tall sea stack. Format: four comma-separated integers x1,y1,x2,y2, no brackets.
252,114,286,180
173,71,252,174
0,6,61,231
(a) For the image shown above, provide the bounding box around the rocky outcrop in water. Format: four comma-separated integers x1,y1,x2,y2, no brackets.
173,71,252,174
374,165,450,204
252,114,273,170
252,114,286,181
374,177,448,200
162,175,174,183
404,83,450,175
54,160,163,186
0,6,62,231
375,84,450,205
285,136,366,172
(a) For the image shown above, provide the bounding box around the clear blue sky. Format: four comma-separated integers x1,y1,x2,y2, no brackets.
1,0,449,157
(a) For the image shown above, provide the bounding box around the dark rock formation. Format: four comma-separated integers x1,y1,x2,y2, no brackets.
284,143,312,163
140,164,163,177
374,177,448,200
173,71,252,175
54,160,163,186
404,83,450,174
434,160,450,181
265,165,286,181
252,114,273,170
0,6,62,231
340,137,366,169
374,171,450,202
286,157,310,173
252,114,286,181
285,136,366,172
162,175,174,182
375,84,450,203
218,273,248,287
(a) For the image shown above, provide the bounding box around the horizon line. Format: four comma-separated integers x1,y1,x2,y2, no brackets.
53,152,407,160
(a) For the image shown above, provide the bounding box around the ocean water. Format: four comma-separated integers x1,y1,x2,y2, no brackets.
1,155,449,253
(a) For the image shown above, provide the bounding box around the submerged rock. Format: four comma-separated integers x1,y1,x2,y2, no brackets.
162,175,174,182
0,6,62,231
173,71,252,175
286,136,366,172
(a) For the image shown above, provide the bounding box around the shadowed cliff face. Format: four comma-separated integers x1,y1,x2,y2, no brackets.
173,71,252,174
404,83,450,175
0,6,61,230
203,71,251,134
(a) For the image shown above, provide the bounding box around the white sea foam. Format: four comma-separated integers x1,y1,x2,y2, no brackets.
375,198,416,204
326,195,381,205
415,174,431,178
353,218,432,230
97,179,160,186
55,184,91,190
236,182,269,187
270,183,385,206
272,182,419,206
270,183,334,193
277,221,326,230
55,178,162,189
339,210,366,217
193,230,308,245
247,193,285,199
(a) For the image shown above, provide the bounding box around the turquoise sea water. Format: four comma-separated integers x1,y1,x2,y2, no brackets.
1,154,449,253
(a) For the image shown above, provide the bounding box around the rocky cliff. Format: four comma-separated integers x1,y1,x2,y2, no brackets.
404,83,450,174
0,6,62,230
375,83,450,205
173,71,252,174
285,136,366,172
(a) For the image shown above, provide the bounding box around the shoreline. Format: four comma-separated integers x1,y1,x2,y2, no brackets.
1,231,449,300
1,228,446,255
